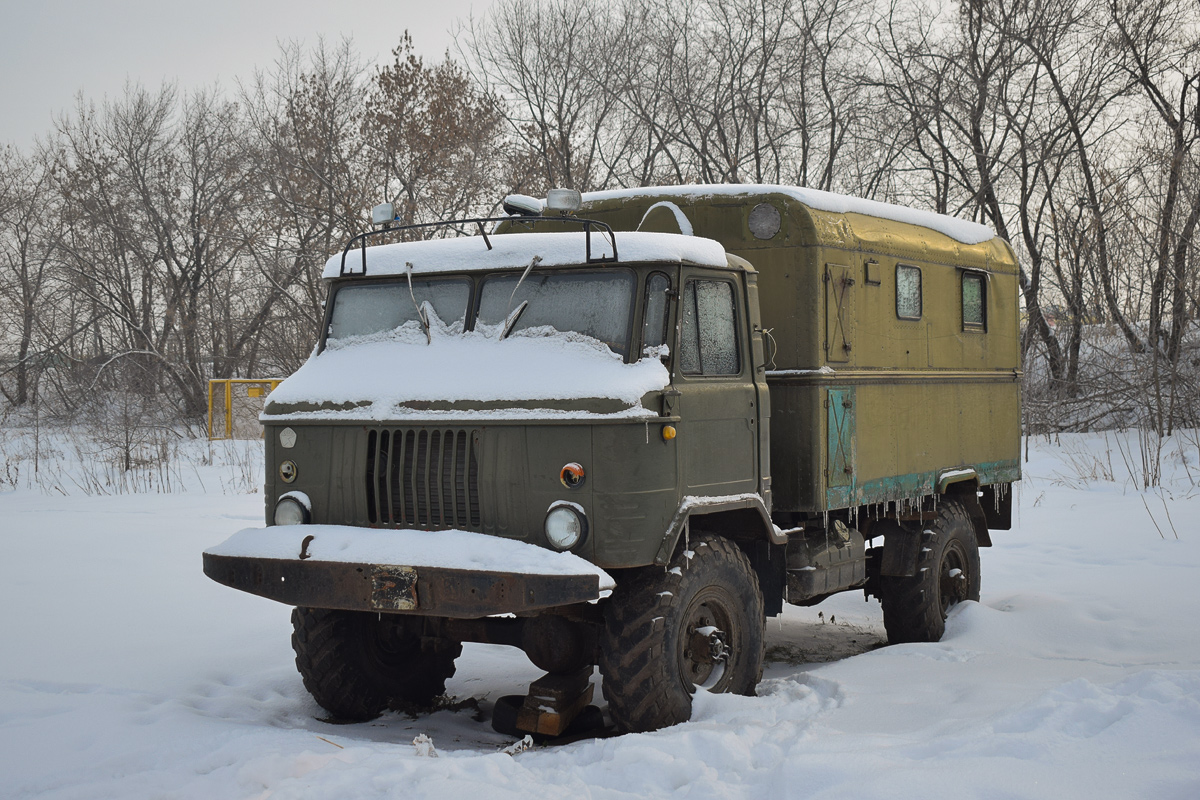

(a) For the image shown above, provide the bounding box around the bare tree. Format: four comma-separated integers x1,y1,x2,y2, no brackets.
364,33,508,228
631,0,801,183
783,0,869,190
52,83,254,416
461,0,641,191
1108,0,1200,364
239,39,372,374
0,147,66,406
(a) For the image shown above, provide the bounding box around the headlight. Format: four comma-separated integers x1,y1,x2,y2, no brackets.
545,502,587,551
274,494,310,526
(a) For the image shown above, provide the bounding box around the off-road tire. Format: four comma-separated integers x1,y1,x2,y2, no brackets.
291,607,461,721
598,534,765,733
879,499,981,644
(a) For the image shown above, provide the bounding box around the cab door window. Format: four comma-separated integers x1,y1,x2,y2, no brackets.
680,279,740,375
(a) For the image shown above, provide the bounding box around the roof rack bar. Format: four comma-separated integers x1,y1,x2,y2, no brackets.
476,221,493,251
337,215,618,277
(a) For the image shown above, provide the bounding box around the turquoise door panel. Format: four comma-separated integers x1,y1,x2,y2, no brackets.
827,387,855,489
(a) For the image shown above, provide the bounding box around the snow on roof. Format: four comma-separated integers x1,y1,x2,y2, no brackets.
581,184,997,245
322,230,728,280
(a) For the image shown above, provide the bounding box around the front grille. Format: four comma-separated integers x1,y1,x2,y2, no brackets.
365,428,481,529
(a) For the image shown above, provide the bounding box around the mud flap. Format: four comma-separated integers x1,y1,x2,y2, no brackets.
746,539,786,617
878,522,921,578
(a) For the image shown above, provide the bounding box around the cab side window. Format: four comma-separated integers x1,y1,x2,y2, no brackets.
962,271,986,330
680,279,740,375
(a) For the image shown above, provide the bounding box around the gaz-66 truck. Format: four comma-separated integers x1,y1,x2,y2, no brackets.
204,185,1020,735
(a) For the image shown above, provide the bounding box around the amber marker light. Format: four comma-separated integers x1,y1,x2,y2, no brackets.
560,462,586,488
662,425,677,441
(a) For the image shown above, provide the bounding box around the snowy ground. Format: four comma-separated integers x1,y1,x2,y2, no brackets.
1,432,1198,799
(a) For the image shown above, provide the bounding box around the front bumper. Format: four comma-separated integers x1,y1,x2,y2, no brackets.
203,526,612,619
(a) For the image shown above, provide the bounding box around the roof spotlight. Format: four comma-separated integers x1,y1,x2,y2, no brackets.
545,188,582,215
371,202,396,226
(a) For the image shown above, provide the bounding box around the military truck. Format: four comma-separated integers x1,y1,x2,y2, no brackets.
204,184,1020,735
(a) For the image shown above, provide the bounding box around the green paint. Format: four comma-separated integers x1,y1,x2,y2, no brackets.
826,459,1021,509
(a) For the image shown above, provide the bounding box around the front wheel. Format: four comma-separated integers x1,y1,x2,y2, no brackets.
879,499,981,644
598,534,765,733
291,607,461,721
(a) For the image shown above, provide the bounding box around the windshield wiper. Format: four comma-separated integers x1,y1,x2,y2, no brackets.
405,261,431,345
499,255,542,341
499,300,529,341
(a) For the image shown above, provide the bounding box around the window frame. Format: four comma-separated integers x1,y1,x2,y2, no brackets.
895,264,923,321
640,270,673,357
679,276,743,377
323,275,475,346
961,270,987,332
474,266,638,359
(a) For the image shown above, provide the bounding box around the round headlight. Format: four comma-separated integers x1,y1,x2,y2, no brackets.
545,504,586,551
274,496,309,526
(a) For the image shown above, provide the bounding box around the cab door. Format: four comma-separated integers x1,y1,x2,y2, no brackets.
672,269,758,496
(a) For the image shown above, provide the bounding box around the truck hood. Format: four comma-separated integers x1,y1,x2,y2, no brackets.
262,328,670,421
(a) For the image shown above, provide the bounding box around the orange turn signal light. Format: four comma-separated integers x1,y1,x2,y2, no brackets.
560,462,586,488
662,425,677,441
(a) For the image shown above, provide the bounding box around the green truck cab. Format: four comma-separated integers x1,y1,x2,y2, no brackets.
204,185,1020,734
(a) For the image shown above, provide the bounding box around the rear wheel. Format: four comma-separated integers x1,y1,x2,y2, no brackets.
291,607,461,721
879,499,981,643
598,534,765,733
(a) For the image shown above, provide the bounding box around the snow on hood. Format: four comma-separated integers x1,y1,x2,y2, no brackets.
263,323,670,421
323,230,728,280
580,184,996,245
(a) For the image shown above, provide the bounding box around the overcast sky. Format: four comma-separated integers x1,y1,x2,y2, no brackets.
1,0,496,147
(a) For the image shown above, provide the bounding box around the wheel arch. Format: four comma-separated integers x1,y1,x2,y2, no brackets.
875,477,992,581
653,495,788,617
653,495,785,566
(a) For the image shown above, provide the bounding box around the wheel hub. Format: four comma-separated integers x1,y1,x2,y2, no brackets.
680,600,731,690
939,543,971,613
688,624,728,664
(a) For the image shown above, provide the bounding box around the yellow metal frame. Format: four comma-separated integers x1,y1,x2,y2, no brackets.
208,379,283,440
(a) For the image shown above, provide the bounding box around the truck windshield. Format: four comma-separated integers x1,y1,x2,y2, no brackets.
477,270,635,357
327,278,471,341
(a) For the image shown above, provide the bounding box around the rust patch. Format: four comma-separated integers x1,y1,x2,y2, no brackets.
370,566,418,611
